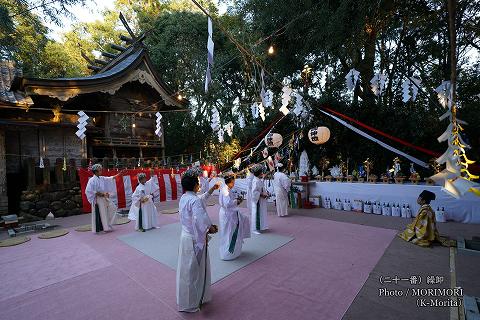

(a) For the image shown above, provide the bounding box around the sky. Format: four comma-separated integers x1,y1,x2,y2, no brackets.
47,0,116,41
46,0,228,41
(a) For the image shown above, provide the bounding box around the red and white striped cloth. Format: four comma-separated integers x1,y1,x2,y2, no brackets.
78,167,216,213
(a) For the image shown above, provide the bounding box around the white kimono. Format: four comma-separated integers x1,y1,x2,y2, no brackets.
218,186,250,260
128,178,159,230
177,191,213,312
85,175,117,233
200,177,210,194
273,172,291,217
246,173,254,211
250,176,268,231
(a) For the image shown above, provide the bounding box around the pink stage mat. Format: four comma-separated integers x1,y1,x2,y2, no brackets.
0,207,396,320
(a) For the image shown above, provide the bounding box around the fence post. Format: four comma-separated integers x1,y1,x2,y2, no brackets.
42,158,50,186
55,158,64,186
24,157,36,190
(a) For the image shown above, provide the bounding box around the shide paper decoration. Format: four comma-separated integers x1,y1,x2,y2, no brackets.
258,103,265,121
345,68,360,91
370,73,387,96
155,112,163,138
238,114,246,129
401,78,421,103
224,121,234,137
280,80,292,115
76,111,89,140
251,102,259,119
430,81,480,198
211,107,220,131
205,17,214,93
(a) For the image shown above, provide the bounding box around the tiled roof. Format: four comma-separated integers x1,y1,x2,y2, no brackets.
0,61,33,106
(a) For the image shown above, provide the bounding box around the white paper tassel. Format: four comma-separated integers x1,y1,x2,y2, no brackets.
435,81,451,108
211,107,221,131
217,128,224,143
280,82,292,115
224,121,234,137
238,114,246,129
39,156,45,169
251,103,259,119
370,73,387,96
258,103,265,121
345,68,360,91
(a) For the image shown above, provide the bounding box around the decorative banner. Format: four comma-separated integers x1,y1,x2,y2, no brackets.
345,68,360,91
251,102,259,119
205,17,214,93
258,102,265,121
78,167,217,213
155,112,163,137
76,111,89,139
370,72,387,96
320,110,429,168
264,132,283,148
238,114,246,129
211,107,220,131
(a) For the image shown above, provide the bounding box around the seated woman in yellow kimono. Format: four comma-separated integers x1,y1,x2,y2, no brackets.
398,190,440,247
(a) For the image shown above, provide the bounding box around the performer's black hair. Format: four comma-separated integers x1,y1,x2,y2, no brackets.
224,176,235,184
181,175,199,191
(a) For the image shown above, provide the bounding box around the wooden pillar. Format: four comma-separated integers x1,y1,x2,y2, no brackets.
42,158,51,186
68,159,77,183
0,129,7,214
54,158,64,186
24,157,36,190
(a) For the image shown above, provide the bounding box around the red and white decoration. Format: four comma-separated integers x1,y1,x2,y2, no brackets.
78,166,216,213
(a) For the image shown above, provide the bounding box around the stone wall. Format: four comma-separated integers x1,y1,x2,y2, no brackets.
18,185,84,221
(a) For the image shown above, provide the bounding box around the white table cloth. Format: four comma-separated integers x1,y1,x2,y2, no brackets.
234,179,480,224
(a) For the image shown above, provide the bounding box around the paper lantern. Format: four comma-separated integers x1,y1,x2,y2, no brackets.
308,127,330,145
264,133,283,148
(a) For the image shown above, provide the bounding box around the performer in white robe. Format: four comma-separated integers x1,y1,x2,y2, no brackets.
128,172,159,231
199,172,212,194
84,164,124,234
218,176,250,260
246,170,254,211
250,164,268,234
177,168,220,313
273,164,291,217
